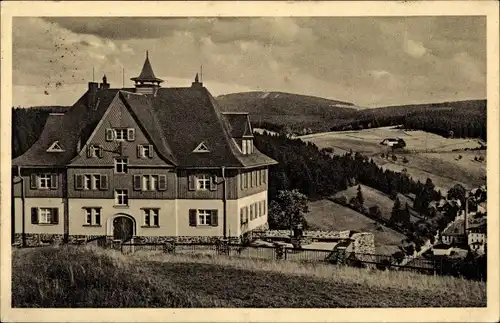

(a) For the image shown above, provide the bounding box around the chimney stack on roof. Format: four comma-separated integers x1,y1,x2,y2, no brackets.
87,81,99,109
191,73,203,88
100,74,110,90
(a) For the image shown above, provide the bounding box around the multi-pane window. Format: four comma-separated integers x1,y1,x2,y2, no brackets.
83,174,92,190
84,207,101,225
242,139,253,154
83,174,102,190
138,145,153,158
88,145,102,158
39,208,52,224
141,175,158,191
75,174,107,191
197,174,210,190
198,209,212,225
106,128,135,142
31,207,58,224
115,189,128,206
38,174,52,189
115,158,128,174
115,129,127,141
143,208,159,227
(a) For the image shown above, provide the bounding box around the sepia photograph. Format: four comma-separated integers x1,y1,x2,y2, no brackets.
1,1,499,322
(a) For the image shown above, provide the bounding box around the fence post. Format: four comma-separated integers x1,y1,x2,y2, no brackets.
275,245,284,260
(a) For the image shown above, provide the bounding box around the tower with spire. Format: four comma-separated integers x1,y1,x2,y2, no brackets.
131,51,164,95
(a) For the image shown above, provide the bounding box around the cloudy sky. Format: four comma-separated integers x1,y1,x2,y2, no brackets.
13,16,486,108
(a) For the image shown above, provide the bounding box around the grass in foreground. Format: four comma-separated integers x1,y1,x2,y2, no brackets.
12,246,486,308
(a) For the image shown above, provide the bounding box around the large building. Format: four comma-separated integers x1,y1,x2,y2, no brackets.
12,52,277,246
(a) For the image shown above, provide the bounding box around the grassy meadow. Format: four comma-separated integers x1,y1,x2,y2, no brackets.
302,127,486,191
306,199,407,255
12,246,486,308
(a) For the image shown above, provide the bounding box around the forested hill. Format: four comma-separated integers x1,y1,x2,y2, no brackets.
12,106,69,158
217,91,360,133
330,100,487,141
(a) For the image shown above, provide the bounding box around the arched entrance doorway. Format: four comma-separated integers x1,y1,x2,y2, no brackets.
110,215,135,242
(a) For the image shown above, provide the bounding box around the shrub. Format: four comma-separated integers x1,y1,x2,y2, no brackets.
392,155,397,161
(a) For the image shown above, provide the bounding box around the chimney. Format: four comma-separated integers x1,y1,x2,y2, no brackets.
88,82,98,109
99,74,110,90
191,73,203,88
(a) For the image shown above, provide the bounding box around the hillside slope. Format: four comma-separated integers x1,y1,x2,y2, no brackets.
217,91,359,132
13,246,486,308
306,199,407,255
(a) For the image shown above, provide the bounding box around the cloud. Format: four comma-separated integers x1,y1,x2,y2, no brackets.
404,37,427,58
368,70,391,79
13,16,486,107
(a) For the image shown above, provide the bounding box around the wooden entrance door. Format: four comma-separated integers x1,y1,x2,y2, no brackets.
113,216,134,241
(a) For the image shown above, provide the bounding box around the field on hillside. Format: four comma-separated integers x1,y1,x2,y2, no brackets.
302,127,486,191
332,184,420,224
12,246,486,308
306,199,407,255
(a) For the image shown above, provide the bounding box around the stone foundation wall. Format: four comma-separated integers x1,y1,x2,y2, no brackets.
350,232,376,254
250,229,352,240
13,233,105,247
13,233,243,247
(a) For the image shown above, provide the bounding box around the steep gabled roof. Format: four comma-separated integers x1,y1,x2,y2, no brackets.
12,89,120,167
13,86,278,169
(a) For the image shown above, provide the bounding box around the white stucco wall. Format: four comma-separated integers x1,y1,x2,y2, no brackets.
68,198,177,236
14,197,65,234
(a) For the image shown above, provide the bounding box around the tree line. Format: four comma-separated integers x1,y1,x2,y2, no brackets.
254,132,442,203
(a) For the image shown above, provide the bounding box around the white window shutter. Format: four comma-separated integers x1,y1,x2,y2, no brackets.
105,129,114,141
148,145,154,158
127,128,135,141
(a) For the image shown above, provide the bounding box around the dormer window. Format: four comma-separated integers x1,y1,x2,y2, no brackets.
87,145,103,158
106,128,135,142
47,141,64,153
193,142,210,153
242,139,253,155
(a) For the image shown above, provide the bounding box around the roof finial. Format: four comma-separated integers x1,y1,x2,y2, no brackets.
146,50,149,59
195,73,199,83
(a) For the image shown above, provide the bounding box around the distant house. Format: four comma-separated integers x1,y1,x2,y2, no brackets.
380,138,406,149
467,223,486,254
441,220,466,245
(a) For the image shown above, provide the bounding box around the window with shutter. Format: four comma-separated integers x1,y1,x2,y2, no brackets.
75,174,84,190
211,210,218,227
133,175,142,191
148,145,154,158
188,175,196,191
52,208,59,224
100,174,108,190
105,128,114,141
240,173,245,190
158,174,167,191
50,174,58,189
209,175,217,191
98,146,104,158
30,174,37,189
127,128,135,141
189,209,197,226
31,208,38,224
